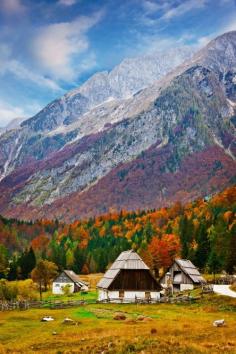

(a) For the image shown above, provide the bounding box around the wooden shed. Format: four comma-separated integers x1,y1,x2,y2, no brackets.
52,270,88,294
160,259,206,292
97,250,161,302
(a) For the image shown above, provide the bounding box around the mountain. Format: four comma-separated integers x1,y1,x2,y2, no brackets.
0,47,193,179
0,117,26,136
0,32,235,221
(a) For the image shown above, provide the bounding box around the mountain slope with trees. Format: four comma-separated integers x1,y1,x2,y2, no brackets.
0,185,235,280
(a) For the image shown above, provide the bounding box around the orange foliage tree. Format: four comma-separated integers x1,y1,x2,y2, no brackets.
148,234,181,276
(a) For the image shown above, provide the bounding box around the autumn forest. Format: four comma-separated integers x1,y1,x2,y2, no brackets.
0,185,235,281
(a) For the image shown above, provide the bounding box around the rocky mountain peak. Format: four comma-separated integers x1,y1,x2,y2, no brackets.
21,46,194,133
0,32,235,221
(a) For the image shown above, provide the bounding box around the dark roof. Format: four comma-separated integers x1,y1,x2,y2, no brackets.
175,259,206,284
97,250,159,289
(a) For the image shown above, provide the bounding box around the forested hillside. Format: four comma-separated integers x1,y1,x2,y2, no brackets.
0,186,235,280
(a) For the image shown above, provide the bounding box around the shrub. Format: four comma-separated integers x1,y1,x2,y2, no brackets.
0,279,18,301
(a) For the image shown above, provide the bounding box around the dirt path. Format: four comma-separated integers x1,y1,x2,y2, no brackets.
213,285,236,298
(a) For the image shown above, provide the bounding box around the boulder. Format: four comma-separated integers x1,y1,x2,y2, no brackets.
125,318,136,324
41,316,54,322
113,313,126,320
63,317,76,325
143,317,153,322
150,328,157,334
213,319,225,327
137,315,145,321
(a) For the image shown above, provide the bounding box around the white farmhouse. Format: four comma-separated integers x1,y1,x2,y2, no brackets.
52,270,88,295
97,249,161,302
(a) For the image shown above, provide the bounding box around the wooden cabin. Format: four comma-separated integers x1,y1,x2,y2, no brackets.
52,270,88,294
97,250,161,302
160,259,206,292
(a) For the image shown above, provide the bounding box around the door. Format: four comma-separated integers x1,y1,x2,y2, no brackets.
119,290,124,298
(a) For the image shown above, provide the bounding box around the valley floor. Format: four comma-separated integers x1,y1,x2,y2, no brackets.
0,292,236,353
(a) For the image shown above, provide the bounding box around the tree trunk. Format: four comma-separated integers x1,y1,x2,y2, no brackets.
39,281,42,301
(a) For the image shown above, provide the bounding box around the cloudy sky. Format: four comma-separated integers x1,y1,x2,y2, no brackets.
0,0,236,127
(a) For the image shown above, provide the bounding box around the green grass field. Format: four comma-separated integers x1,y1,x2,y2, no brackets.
0,291,236,353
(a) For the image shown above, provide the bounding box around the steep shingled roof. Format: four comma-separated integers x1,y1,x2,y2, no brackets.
62,270,88,287
97,249,156,289
175,259,206,284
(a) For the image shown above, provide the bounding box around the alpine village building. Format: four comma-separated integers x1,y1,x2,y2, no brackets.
97,249,161,302
160,259,206,292
52,270,88,294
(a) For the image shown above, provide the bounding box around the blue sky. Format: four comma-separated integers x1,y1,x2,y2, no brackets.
0,0,236,126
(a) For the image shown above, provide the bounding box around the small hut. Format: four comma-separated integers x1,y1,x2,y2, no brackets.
160,259,206,292
97,250,161,302
52,270,88,294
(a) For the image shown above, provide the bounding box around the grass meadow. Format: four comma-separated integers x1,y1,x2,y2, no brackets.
0,288,236,353
0,275,236,353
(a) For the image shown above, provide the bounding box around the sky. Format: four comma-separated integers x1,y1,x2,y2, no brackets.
0,0,236,127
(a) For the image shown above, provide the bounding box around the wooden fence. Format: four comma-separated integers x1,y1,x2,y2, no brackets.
98,295,198,304
0,299,85,311
1,294,200,311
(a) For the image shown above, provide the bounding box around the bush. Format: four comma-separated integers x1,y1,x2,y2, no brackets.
0,279,18,301
61,284,73,296
17,279,38,300
0,279,38,301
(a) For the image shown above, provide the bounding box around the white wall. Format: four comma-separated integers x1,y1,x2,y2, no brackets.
98,290,160,302
180,284,194,291
52,282,74,295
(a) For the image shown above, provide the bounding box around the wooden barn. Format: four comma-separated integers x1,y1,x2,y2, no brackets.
97,250,161,302
52,270,88,295
160,259,206,292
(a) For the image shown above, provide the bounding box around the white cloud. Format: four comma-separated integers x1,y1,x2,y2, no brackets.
160,0,207,21
220,0,235,4
31,12,103,81
0,43,63,91
142,0,163,13
0,101,25,127
196,35,213,47
0,100,42,127
1,0,26,15
220,18,236,33
58,0,77,6
8,60,63,91
196,15,236,48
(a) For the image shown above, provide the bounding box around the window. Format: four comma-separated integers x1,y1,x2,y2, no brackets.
145,291,151,299
119,290,124,298
55,284,60,287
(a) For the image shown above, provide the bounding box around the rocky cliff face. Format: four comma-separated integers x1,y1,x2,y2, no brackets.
0,32,235,221
0,46,193,179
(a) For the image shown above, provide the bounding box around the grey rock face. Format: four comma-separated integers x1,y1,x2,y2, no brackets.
21,47,194,133
0,46,194,177
0,31,236,215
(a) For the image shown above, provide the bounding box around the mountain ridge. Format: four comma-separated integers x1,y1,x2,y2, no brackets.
0,31,235,221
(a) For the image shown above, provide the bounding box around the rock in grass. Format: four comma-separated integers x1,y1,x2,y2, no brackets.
213,319,225,327
137,315,145,321
113,313,126,320
52,331,57,335
150,328,157,334
143,317,153,322
63,317,76,325
41,316,54,322
125,318,136,324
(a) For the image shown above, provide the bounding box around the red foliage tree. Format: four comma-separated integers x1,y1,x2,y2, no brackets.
148,234,181,275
